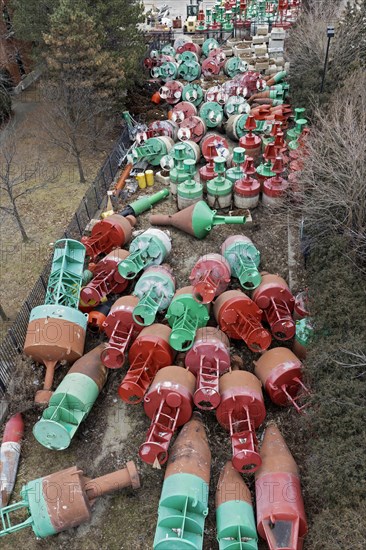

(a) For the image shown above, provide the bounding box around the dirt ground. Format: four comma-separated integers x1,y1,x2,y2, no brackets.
0,85,114,339
2,168,307,549
0,54,310,550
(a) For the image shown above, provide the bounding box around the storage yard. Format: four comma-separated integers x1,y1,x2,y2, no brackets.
1,1,365,550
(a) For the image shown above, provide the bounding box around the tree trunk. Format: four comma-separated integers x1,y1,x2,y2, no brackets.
76,153,86,183
13,200,29,241
0,304,9,322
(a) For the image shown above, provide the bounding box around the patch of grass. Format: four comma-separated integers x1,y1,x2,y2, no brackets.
298,237,366,545
0,147,104,326
305,504,366,549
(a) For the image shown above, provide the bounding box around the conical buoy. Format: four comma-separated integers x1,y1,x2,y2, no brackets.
150,201,250,239
255,423,308,550
216,461,258,550
153,413,211,549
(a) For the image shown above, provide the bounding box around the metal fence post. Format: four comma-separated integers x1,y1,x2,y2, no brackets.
83,197,91,220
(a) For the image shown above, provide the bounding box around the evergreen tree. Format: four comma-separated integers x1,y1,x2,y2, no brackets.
43,0,123,102
86,0,145,86
42,0,123,183
9,0,145,89
9,0,59,44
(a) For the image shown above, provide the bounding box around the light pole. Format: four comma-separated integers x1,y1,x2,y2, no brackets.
320,25,335,93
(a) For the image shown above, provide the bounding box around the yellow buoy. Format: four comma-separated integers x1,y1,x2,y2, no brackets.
136,172,147,189
145,170,154,187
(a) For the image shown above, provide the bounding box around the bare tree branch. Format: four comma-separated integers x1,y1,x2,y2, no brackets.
284,70,366,270
0,122,58,241
41,83,111,183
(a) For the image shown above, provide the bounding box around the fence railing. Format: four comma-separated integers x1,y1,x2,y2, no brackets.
0,126,131,397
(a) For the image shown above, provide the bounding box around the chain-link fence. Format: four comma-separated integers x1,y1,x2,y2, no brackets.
0,126,131,397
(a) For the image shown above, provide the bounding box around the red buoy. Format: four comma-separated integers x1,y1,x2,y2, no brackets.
254,347,310,413
252,272,295,341
185,327,230,410
139,366,195,466
214,290,272,352
256,423,308,549
118,324,175,404
189,253,231,304
216,368,266,473
101,296,143,369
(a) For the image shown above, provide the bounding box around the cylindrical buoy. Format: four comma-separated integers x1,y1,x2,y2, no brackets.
139,366,196,466
166,286,211,351
217,369,266,473
145,170,154,186
254,347,310,413
81,215,135,261
207,157,233,209
172,101,198,123
226,147,246,185
293,317,314,361
214,290,271,352
177,159,203,211
293,290,310,321
87,300,112,332
178,115,206,144
80,248,130,307
199,133,229,185
239,115,262,160
208,47,226,68
0,461,140,538
133,136,174,166
252,272,295,341
189,253,231,304
199,102,223,129
185,327,230,410
263,157,289,207
118,324,175,404
222,235,261,290
182,83,204,106
102,296,143,369
201,57,221,77
133,265,176,326
225,113,249,141
118,229,171,280
256,143,276,187
202,37,220,58
234,156,261,209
